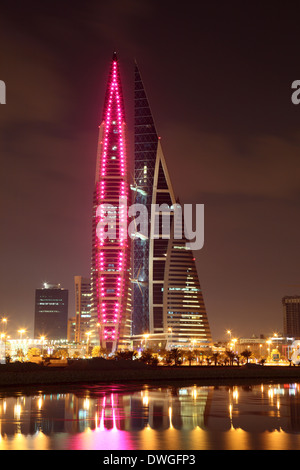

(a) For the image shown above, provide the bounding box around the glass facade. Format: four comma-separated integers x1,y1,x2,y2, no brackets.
133,63,212,347
89,55,212,349
163,209,212,348
132,64,158,335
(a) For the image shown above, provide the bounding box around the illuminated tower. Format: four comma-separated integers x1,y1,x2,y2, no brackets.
91,53,131,352
133,63,212,348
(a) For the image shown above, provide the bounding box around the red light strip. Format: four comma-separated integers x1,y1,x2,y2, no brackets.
94,56,129,349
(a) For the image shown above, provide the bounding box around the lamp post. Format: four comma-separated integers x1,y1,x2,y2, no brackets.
39,336,46,356
168,328,172,350
2,318,7,334
143,334,149,350
267,340,272,362
85,331,92,356
18,329,26,341
227,330,232,347
259,344,262,360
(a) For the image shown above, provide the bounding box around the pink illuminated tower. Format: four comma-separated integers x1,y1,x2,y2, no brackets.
90,53,131,352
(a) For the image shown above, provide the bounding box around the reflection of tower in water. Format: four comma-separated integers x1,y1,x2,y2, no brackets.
129,386,212,431
71,386,212,433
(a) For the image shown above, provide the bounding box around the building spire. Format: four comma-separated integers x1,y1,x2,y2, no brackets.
102,52,125,123
91,54,131,353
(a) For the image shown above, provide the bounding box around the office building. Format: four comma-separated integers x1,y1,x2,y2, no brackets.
283,295,300,338
74,276,91,343
34,283,68,340
132,63,212,348
90,53,131,352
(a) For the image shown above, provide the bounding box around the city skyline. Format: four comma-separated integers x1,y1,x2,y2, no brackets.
1,2,300,341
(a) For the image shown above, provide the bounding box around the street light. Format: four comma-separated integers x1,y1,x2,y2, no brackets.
267,340,272,361
18,329,26,340
2,318,7,333
273,333,279,350
85,331,92,355
39,336,46,356
168,328,172,349
143,334,149,349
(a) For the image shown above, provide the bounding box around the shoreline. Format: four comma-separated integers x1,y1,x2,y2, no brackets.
1,362,300,389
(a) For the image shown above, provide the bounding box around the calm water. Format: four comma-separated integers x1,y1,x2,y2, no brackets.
1,381,300,450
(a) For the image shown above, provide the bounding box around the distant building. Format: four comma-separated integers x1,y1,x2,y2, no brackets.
74,276,91,343
236,336,267,356
67,317,76,343
34,283,68,340
8,338,47,361
283,295,300,338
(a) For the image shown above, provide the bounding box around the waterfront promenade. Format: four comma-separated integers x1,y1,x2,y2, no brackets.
1,359,300,387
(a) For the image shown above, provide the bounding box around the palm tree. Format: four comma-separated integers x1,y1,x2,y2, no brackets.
5,354,11,364
163,350,173,365
185,350,196,366
139,349,158,365
225,349,235,366
235,353,241,366
115,350,137,361
193,349,202,364
170,348,182,366
92,346,108,358
211,352,220,366
16,348,25,362
241,349,252,364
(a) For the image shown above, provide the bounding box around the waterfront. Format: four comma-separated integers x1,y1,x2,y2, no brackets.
1,381,300,450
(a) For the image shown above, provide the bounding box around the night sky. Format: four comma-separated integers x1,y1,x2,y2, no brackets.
1,1,300,341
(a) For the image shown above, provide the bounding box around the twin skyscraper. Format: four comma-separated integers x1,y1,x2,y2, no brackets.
90,53,212,353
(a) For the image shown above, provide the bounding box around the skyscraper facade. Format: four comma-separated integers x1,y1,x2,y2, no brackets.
34,283,68,340
74,276,91,343
164,207,212,348
131,63,160,335
283,296,300,338
132,63,212,348
90,53,131,352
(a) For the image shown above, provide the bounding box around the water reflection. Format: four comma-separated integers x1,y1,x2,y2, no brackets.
1,383,300,449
